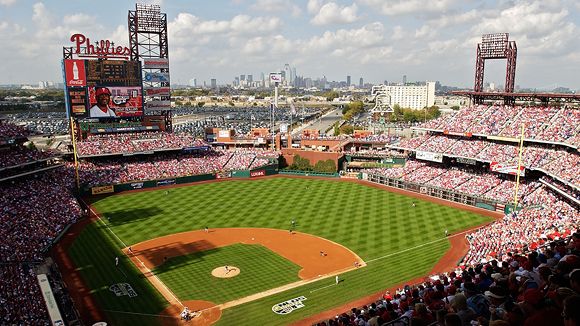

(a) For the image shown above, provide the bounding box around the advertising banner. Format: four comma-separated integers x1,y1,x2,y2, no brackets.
456,157,477,165
216,171,231,179
67,87,89,118
144,72,170,83
142,58,169,69
144,87,171,97
415,150,443,163
490,162,526,176
269,72,282,83
250,170,265,177
157,179,176,187
146,100,171,110
130,182,144,189
88,86,143,118
92,185,114,195
64,59,86,87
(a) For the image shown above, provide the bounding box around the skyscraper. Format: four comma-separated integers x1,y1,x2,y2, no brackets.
347,75,351,86
359,77,363,88
210,79,217,89
284,63,291,85
403,75,407,85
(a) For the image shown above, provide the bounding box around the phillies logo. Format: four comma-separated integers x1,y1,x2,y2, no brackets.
70,33,130,59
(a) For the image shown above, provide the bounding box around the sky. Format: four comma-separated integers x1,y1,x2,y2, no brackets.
0,0,579,90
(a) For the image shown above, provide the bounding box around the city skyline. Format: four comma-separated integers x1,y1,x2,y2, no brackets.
0,0,579,90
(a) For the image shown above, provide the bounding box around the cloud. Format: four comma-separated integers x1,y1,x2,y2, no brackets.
304,22,385,51
169,13,281,41
311,2,359,25
358,0,456,16
470,1,579,57
415,25,436,38
251,0,301,16
0,0,17,6
307,0,324,14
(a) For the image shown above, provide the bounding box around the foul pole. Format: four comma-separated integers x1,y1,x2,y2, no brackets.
513,123,525,208
69,117,81,190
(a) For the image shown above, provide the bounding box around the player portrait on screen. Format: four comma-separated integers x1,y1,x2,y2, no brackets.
89,87,117,118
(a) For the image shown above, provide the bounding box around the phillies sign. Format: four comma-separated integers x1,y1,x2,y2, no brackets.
70,33,130,59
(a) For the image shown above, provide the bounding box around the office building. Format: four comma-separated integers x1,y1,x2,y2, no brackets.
371,82,436,110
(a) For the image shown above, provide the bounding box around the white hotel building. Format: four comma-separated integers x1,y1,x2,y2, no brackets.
372,82,436,110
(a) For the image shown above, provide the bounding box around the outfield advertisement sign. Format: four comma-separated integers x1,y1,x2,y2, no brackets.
415,150,443,163
157,179,176,187
92,185,114,195
250,170,265,177
272,296,307,315
130,182,144,189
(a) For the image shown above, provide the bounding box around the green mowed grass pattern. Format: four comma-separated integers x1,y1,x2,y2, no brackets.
68,221,167,325
153,243,301,303
71,177,492,324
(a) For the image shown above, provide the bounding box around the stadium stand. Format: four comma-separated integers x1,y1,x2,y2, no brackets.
418,105,580,147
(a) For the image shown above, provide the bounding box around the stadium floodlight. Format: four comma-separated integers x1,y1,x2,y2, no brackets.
474,33,517,100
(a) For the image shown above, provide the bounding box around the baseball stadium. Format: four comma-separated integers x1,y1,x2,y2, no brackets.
1,3,579,326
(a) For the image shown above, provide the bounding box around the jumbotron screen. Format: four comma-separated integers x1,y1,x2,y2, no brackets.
64,59,143,119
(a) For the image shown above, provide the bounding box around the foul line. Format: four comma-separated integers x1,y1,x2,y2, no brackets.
365,227,478,264
309,283,337,293
83,200,185,310
102,309,176,318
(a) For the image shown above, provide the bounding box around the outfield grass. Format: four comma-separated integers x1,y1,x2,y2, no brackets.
154,243,301,303
70,177,493,325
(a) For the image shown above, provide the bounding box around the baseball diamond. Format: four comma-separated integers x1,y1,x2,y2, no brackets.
54,176,498,325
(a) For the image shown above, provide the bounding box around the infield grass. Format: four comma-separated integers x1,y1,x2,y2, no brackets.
70,177,493,325
154,243,301,303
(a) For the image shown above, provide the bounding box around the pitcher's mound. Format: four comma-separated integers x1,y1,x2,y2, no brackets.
211,266,240,278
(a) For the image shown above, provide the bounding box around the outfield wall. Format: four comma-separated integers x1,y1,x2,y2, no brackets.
363,173,510,212
83,164,279,196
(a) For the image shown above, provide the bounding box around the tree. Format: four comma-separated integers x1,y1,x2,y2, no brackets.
340,124,354,134
197,102,205,107
324,90,340,101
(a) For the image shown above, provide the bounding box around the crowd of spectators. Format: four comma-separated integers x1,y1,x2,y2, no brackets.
76,148,279,187
419,105,580,147
76,132,208,156
319,228,579,326
0,166,81,325
464,186,577,266
366,161,543,204
347,148,407,159
0,264,51,325
0,121,30,139
0,146,60,169
393,134,580,188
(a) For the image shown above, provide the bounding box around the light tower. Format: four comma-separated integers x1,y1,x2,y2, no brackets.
474,33,517,104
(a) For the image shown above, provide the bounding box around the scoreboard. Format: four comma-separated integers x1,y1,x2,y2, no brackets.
64,59,143,119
